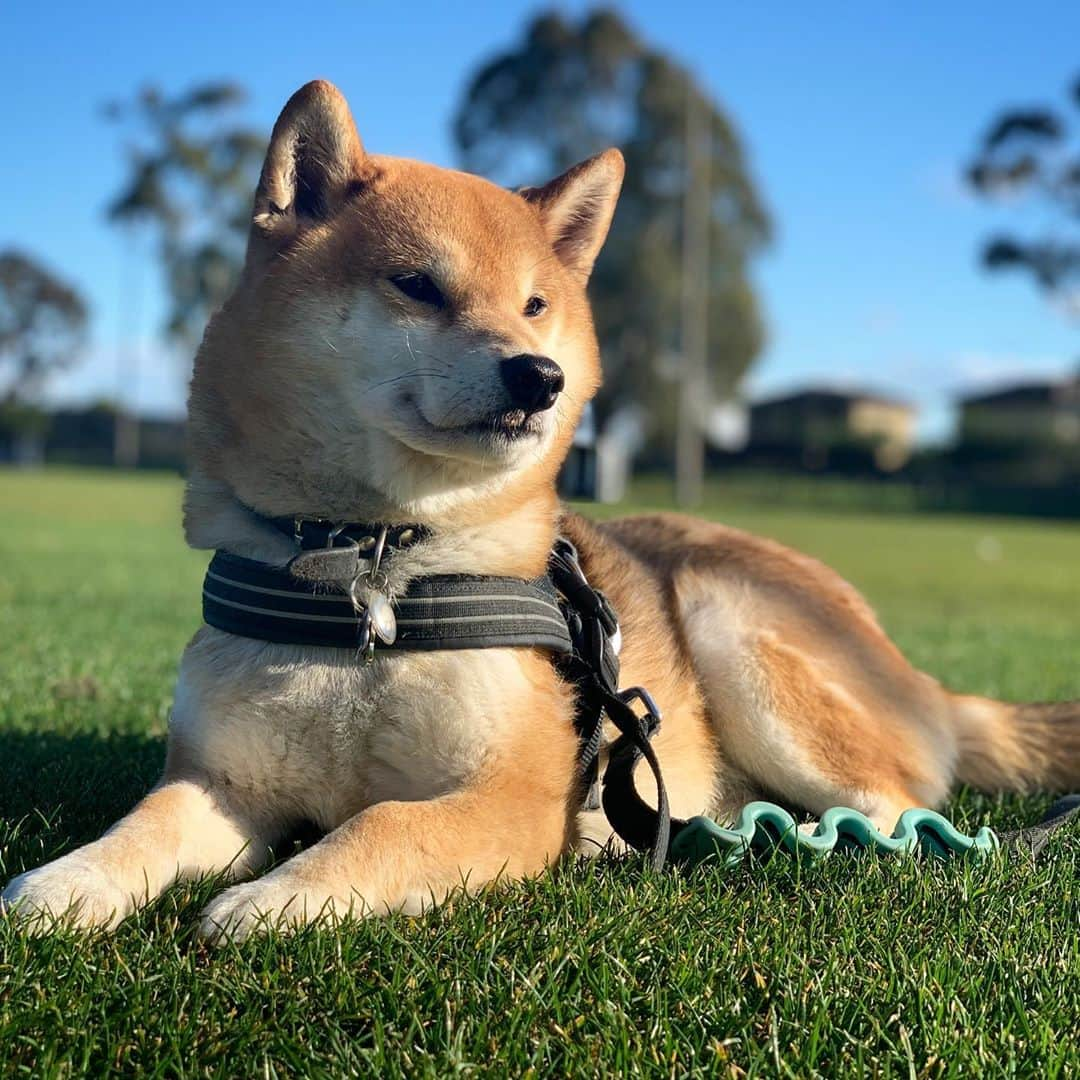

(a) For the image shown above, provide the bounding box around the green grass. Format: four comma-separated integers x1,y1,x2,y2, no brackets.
1,466,1078,1077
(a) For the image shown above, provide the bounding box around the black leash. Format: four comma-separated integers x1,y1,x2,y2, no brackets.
549,539,674,871
995,794,1080,858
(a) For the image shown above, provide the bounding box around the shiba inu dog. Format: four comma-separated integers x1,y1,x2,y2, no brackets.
4,81,1078,940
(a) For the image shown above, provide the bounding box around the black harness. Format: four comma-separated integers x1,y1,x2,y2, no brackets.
202,518,674,868
203,552,575,654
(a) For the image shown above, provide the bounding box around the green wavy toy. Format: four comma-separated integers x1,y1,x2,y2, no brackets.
669,802,1000,868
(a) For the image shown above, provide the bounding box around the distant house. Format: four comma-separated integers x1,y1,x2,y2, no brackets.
27,405,187,470
747,388,916,471
957,377,1080,449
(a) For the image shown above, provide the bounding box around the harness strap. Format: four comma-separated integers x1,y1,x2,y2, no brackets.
203,551,574,654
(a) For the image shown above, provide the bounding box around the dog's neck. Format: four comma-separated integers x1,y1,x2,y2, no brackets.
183,470,561,582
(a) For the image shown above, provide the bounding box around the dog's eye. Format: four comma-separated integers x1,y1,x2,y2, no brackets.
523,295,548,318
390,272,445,309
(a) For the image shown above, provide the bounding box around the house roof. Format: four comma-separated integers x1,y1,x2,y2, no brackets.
959,377,1080,408
750,386,914,412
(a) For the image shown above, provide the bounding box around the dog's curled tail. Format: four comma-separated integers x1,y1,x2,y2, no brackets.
951,693,1080,792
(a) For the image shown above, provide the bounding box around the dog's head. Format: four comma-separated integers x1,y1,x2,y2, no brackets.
188,80,623,525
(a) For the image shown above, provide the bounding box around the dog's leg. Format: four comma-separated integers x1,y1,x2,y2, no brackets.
2,778,275,931
199,786,571,942
200,721,578,942
680,595,945,836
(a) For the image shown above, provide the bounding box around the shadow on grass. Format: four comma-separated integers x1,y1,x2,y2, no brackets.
0,730,325,884
0,730,165,851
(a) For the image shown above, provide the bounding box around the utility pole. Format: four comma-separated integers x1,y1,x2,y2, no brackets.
676,84,711,508
113,228,141,469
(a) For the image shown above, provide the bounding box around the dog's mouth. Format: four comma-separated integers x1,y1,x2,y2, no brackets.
458,409,545,441
392,394,551,464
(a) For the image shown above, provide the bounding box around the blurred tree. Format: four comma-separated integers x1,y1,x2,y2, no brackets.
967,75,1080,315
453,9,771,446
104,83,265,344
0,250,88,408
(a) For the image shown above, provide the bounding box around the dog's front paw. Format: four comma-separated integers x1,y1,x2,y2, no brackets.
198,876,365,944
2,856,135,932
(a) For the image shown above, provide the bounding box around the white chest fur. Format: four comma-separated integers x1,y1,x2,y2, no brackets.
174,484,561,832
170,627,531,832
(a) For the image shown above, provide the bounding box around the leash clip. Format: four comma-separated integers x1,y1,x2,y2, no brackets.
617,685,663,729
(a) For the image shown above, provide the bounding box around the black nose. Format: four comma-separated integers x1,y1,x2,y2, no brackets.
500,354,565,413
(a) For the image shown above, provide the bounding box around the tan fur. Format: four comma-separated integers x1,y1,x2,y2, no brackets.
4,81,1078,939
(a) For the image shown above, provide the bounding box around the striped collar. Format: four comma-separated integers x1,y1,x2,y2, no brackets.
265,516,432,553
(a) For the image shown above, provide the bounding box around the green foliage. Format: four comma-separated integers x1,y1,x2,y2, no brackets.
2,469,1080,1076
104,83,266,344
0,251,87,411
454,9,771,444
967,75,1080,311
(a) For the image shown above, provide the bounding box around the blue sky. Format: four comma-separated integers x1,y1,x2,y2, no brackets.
3,1,1078,441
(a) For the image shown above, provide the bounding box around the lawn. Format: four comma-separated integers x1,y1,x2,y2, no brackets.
1,467,1078,1077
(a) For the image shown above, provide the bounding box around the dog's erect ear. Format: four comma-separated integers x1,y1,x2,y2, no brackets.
520,149,625,279
250,80,366,254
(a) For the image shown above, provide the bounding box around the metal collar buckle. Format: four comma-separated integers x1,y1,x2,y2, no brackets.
348,525,396,663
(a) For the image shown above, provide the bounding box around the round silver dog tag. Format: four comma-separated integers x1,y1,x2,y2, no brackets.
367,591,397,645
